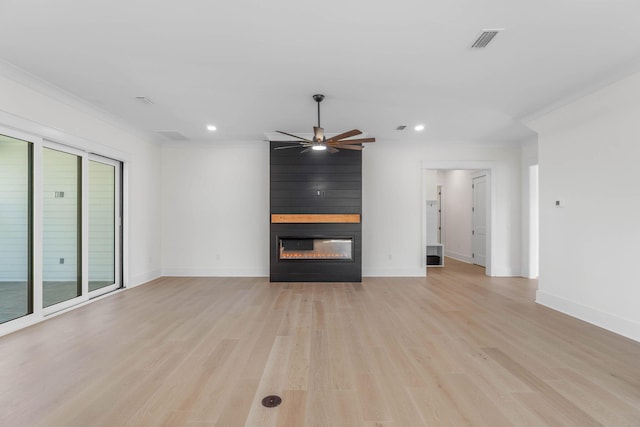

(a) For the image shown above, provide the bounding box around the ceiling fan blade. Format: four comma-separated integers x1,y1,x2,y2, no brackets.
274,144,309,150
329,137,375,145
275,130,313,143
327,146,339,154
313,126,324,143
333,144,363,150
326,129,362,143
300,147,313,154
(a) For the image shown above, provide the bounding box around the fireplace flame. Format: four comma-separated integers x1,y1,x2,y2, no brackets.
280,252,346,259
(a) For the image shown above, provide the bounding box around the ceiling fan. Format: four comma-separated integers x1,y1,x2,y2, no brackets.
274,94,375,153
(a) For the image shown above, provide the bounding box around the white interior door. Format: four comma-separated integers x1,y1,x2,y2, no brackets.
472,175,487,267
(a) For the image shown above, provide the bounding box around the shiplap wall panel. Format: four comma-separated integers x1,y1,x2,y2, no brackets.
270,142,362,281
88,161,115,282
42,148,80,281
0,135,29,281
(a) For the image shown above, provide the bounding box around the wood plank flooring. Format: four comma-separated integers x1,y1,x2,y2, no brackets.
1,258,639,426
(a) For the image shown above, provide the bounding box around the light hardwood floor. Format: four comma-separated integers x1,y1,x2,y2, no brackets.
1,258,639,426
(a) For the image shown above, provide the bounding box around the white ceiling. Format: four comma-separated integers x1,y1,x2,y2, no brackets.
2,0,640,144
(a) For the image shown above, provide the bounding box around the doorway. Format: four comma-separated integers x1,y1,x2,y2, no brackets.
422,164,493,276
472,174,487,267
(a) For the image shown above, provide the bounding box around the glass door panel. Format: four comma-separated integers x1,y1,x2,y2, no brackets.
0,134,32,323
43,148,81,308
88,160,116,292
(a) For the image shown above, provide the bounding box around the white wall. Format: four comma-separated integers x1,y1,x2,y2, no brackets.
0,63,162,287
442,170,474,263
424,169,438,201
521,136,539,278
161,141,269,276
160,141,523,278
415,146,522,277
527,71,640,342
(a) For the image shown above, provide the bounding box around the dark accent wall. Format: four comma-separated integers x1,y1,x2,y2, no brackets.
270,142,362,282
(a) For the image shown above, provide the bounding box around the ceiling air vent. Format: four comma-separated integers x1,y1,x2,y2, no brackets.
157,130,189,141
471,29,503,48
135,96,154,105
396,125,407,131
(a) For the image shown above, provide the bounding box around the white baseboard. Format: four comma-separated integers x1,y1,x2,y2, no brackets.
363,267,425,277
161,268,268,277
444,250,473,264
536,290,640,343
129,269,162,288
490,268,521,277
164,267,427,279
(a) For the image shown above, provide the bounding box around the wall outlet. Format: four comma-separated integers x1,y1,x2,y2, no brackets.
59,258,64,264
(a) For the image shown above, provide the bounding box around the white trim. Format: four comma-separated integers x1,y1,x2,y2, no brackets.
490,267,520,277
122,163,130,287
32,135,44,318
82,150,89,299
0,109,132,163
88,283,119,298
161,268,267,278
536,291,640,343
520,58,640,126
0,59,153,145
43,295,86,316
87,155,123,297
363,268,426,277
1,287,127,338
444,250,474,264
129,270,162,288
421,161,496,276
0,122,42,145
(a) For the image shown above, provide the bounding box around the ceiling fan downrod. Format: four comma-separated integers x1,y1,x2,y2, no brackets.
313,94,324,129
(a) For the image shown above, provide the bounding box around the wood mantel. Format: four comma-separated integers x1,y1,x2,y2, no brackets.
271,214,361,224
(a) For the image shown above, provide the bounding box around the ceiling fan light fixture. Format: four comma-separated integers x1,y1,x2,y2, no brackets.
273,94,375,153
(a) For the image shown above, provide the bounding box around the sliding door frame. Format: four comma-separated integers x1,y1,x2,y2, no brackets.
0,127,42,326
42,141,87,315
87,154,122,298
0,117,128,337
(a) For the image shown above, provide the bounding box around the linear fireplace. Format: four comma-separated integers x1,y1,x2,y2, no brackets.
270,141,362,282
279,237,353,261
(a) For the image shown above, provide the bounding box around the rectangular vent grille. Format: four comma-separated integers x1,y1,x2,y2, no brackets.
157,130,189,141
135,96,154,105
471,30,502,48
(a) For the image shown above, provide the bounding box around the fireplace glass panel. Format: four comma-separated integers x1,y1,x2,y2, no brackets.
279,238,353,260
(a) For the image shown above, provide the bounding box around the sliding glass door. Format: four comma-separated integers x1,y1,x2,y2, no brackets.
0,134,32,324
88,157,120,296
42,147,82,308
0,133,123,331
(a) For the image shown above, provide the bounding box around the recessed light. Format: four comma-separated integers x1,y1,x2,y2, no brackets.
206,125,217,131
414,124,425,131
